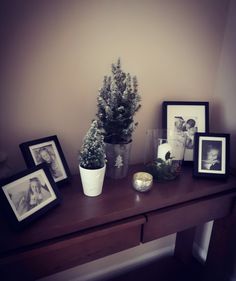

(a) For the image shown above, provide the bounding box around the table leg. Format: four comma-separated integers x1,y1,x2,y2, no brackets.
204,203,236,281
174,227,196,264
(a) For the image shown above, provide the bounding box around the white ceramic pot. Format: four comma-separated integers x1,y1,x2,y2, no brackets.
79,165,106,197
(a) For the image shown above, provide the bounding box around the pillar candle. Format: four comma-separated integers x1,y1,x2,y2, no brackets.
157,143,172,161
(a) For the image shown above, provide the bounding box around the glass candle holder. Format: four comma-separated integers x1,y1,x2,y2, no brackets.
133,172,153,192
144,129,186,181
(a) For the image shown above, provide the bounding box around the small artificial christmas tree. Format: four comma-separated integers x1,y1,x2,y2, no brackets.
96,59,141,144
79,120,106,169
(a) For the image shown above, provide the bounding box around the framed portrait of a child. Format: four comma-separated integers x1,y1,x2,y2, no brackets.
193,133,230,179
20,135,71,185
0,164,61,229
162,101,209,163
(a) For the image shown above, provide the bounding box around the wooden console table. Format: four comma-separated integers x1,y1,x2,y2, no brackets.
1,165,236,281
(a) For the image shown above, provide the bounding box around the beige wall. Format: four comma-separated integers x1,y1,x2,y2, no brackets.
212,0,236,169
213,0,236,278
0,0,230,174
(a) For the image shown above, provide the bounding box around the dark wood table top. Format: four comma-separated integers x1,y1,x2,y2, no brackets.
1,164,236,255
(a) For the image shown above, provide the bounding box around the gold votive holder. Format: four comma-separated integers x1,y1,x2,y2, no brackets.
133,172,153,192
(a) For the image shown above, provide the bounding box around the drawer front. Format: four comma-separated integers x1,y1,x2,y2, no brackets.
143,194,233,243
0,216,145,281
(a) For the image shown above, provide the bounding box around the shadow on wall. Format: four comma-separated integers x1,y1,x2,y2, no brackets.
210,100,225,132
210,99,236,170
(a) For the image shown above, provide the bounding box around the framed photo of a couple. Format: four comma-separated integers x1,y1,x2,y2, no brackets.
20,135,71,185
193,133,230,179
162,101,209,163
0,165,61,229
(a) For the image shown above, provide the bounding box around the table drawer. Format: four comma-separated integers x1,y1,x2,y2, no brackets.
142,195,232,243
0,216,145,281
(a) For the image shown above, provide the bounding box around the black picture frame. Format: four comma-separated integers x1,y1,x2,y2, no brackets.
193,133,230,179
162,101,209,163
0,164,62,230
20,135,71,185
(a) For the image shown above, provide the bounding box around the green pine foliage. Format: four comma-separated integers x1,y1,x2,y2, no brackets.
79,120,106,169
97,59,141,144
145,159,181,181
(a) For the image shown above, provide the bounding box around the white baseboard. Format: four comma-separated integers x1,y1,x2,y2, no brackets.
192,221,213,264
193,242,207,264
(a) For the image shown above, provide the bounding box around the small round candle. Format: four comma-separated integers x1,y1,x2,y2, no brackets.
133,172,153,192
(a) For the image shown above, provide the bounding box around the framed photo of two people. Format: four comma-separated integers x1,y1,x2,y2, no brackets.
162,101,209,163
193,133,230,179
20,135,71,185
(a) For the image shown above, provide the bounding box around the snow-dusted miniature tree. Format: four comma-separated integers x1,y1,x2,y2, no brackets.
96,59,141,144
79,120,106,169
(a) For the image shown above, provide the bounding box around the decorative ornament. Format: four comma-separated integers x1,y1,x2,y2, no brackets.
115,155,123,169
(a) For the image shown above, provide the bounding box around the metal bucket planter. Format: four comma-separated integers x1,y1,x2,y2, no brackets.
105,142,132,179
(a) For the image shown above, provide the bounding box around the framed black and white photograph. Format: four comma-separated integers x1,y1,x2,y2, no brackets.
193,133,230,179
162,101,209,162
20,135,71,185
0,164,61,229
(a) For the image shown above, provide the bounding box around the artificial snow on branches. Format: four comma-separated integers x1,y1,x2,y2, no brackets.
97,59,141,144
79,120,106,169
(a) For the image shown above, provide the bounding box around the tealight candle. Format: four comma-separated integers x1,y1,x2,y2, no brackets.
133,172,153,192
